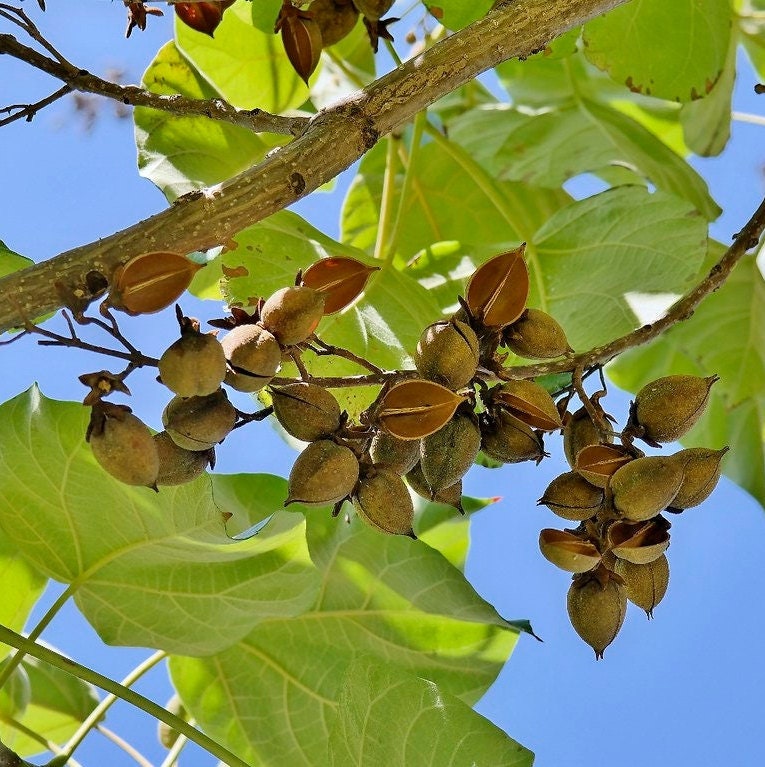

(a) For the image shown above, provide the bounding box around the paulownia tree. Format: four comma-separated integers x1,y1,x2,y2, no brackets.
1,0,764,764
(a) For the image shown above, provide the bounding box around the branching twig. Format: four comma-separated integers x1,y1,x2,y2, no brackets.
0,84,71,126
307,336,385,375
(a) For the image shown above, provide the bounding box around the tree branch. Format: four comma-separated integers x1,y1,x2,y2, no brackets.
0,0,631,334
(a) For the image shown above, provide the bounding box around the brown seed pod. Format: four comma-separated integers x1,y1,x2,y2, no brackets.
376,380,465,440
109,252,202,315
606,519,670,565
353,0,394,20
489,379,562,432
414,319,479,391
480,411,545,464
538,471,604,521
301,256,378,314
260,286,325,346
563,407,609,469
539,529,601,573
158,313,227,398
309,0,360,47
610,456,684,522
567,573,627,659
271,382,342,442
369,430,420,475
464,245,529,328
632,374,718,444
354,468,415,536
503,308,571,359
405,463,464,512
613,555,669,618
574,444,633,489
276,4,323,84
668,446,729,509
221,323,282,392
154,431,213,486
286,439,360,506
174,1,235,36
87,405,159,488
420,412,481,494
162,389,236,451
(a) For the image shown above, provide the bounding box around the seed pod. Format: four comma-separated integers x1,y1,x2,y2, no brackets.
271,382,342,442
109,252,202,315
260,286,325,346
158,694,188,750
420,412,481,494
490,379,562,431
538,471,604,521
286,439,360,506
221,323,282,392
376,380,464,440
614,555,669,618
480,411,545,464
301,256,378,314
88,406,159,488
503,308,571,359
354,468,415,536
153,431,212,486
563,407,609,469
567,573,627,659
406,463,464,512
414,319,479,391
610,456,684,522
464,245,529,328
353,0,394,20
539,529,601,573
158,314,227,398
574,444,633,489
607,519,670,565
174,1,234,36
633,374,718,444
162,390,236,451
369,430,420,475
310,0,360,47
668,446,728,509
276,5,323,84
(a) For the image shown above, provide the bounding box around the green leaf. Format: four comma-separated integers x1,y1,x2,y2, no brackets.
170,513,521,767
424,1,494,31
448,101,720,220
531,186,708,350
609,253,765,507
135,41,275,200
0,654,100,759
583,0,733,102
175,0,309,112
0,530,47,662
250,0,282,34
0,664,30,719
327,655,533,767
0,241,32,279
0,389,320,655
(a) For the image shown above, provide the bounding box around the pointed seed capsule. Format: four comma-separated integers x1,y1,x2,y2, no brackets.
414,319,479,390
162,389,236,451
271,382,342,442
369,430,421,475
564,407,609,469
464,245,529,328
480,411,545,464
503,307,571,359
260,285,325,346
154,431,213,486
539,529,601,573
354,468,415,536
490,379,562,431
668,446,729,509
574,444,633,489
613,554,669,618
567,574,627,659
377,380,464,440
301,256,378,313
538,471,604,521
221,323,281,392
286,439,360,506
406,463,464,512
420,412,481,494
610,456,684,522
607,519,670,565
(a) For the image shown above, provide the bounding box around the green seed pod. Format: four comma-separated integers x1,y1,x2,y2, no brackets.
354,468,415,536
405,463,463,512
613,554,669,618
567,574,627,659
633,374,718,444
369,430,420,475
221,324,281,392
610,456,684,522
162,389,236,451
503,308,571,359
668,446,728,509
490,379,562,431
286,439,360,506
480,411,545,464
260,285,325,346
153,431,212,486
420,412,481,494
414,319,479,390
271,382,342,442
538,471,604,521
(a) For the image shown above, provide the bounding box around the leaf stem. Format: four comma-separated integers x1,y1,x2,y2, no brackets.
732,110,765,127
373,135,401,261
159,732,190,767
0,625,250,767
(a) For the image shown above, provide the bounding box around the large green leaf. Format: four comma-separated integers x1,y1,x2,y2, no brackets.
0,241,32,279
0,531,46,662
448,101,719,220
583,0,732,102
175,0,309,112
531,186,708,350
0,389,319,655
135,41,276,200
609,253,765,507
170,513,521,767
0,654,100,758
327,655,533,767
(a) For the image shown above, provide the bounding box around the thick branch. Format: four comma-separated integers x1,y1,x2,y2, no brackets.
0,0,630,334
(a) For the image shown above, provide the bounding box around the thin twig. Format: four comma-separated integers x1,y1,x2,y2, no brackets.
0,3,70,64
95,726,154,767
0,84,71,126
308,336,385,375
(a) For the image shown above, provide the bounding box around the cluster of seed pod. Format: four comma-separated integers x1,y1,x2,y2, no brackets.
80,242,727,658
538,374,727,657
